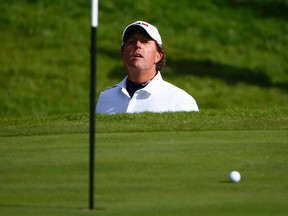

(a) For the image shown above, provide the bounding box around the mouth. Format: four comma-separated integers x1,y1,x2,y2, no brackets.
132,53,143,58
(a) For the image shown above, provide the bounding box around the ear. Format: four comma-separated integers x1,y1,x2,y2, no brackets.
155,51,163,64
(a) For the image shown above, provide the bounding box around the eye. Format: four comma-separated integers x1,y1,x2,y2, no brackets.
126,38,136,45
141,39,149,43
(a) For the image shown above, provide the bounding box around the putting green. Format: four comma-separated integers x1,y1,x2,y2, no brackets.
0,129,287,216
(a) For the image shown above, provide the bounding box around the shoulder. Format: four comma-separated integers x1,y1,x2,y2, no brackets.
100,77,127,95
162,80,199,111
161,80,187,94
99,84,121,98
102,84,118,92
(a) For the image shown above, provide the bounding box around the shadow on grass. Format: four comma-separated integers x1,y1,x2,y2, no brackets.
165,58,288,92
227,0,288,20
104,49,288,92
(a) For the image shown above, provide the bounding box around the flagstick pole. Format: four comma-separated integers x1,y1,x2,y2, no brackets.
89,0,98,210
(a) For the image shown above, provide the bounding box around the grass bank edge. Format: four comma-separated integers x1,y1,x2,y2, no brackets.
0,107,287,137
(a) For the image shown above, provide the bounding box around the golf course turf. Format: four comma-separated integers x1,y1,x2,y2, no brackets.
1,109,287,216
1,0,287,215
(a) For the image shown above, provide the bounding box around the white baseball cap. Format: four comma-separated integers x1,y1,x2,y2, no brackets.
122,21,162,46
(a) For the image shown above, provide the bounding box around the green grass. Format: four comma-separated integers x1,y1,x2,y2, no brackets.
1,107,288,136
1,131,288,215
0,0,288,215
0,109,288,215
1,0,288,116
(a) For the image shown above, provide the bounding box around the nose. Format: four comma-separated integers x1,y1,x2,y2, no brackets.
134,39,142,48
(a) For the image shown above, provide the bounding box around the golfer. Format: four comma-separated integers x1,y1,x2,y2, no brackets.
96,21,199,114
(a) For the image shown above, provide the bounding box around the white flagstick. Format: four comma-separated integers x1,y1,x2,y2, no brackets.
92,0,98,27
89,0,98,210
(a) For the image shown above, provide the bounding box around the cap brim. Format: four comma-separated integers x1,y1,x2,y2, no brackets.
122,25,153,44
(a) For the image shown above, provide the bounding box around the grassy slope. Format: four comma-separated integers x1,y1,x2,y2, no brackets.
0,0,288,116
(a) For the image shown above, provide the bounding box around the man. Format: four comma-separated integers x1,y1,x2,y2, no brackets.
96,21,199,114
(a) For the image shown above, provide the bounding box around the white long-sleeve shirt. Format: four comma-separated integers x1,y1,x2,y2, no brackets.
96,72,199,114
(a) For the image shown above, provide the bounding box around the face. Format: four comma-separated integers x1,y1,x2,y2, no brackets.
121,30,162,75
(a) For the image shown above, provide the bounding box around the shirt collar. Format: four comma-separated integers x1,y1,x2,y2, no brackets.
119,72,163,95
141,72,163,94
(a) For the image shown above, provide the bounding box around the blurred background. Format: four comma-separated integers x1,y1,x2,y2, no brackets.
0,0,287,117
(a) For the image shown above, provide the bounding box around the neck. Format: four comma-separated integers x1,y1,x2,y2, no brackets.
127,69,157,84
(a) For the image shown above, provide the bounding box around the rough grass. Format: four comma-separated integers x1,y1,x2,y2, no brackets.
1,107,288,136
0,0,287,116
